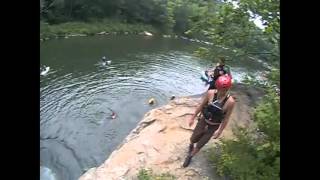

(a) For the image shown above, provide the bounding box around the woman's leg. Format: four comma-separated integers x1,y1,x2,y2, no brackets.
189,117,207,152
183,124,219,167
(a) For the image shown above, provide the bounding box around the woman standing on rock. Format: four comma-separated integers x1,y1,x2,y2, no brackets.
183,75,235,167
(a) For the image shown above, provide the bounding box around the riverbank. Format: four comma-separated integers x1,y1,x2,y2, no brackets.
79,83,265,180
40,19,158,41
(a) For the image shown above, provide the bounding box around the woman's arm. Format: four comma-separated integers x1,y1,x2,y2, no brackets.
188,90,214,126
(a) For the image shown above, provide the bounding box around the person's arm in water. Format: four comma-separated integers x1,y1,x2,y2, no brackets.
188,90,213,127
212,96,235,138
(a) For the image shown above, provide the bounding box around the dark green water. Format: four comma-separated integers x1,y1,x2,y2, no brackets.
40,35,267,180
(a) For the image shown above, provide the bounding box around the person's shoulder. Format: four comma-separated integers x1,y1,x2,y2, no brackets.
207,89,216,96
227,95,236,106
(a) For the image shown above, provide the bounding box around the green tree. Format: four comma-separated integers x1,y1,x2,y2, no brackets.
210,86,280,180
